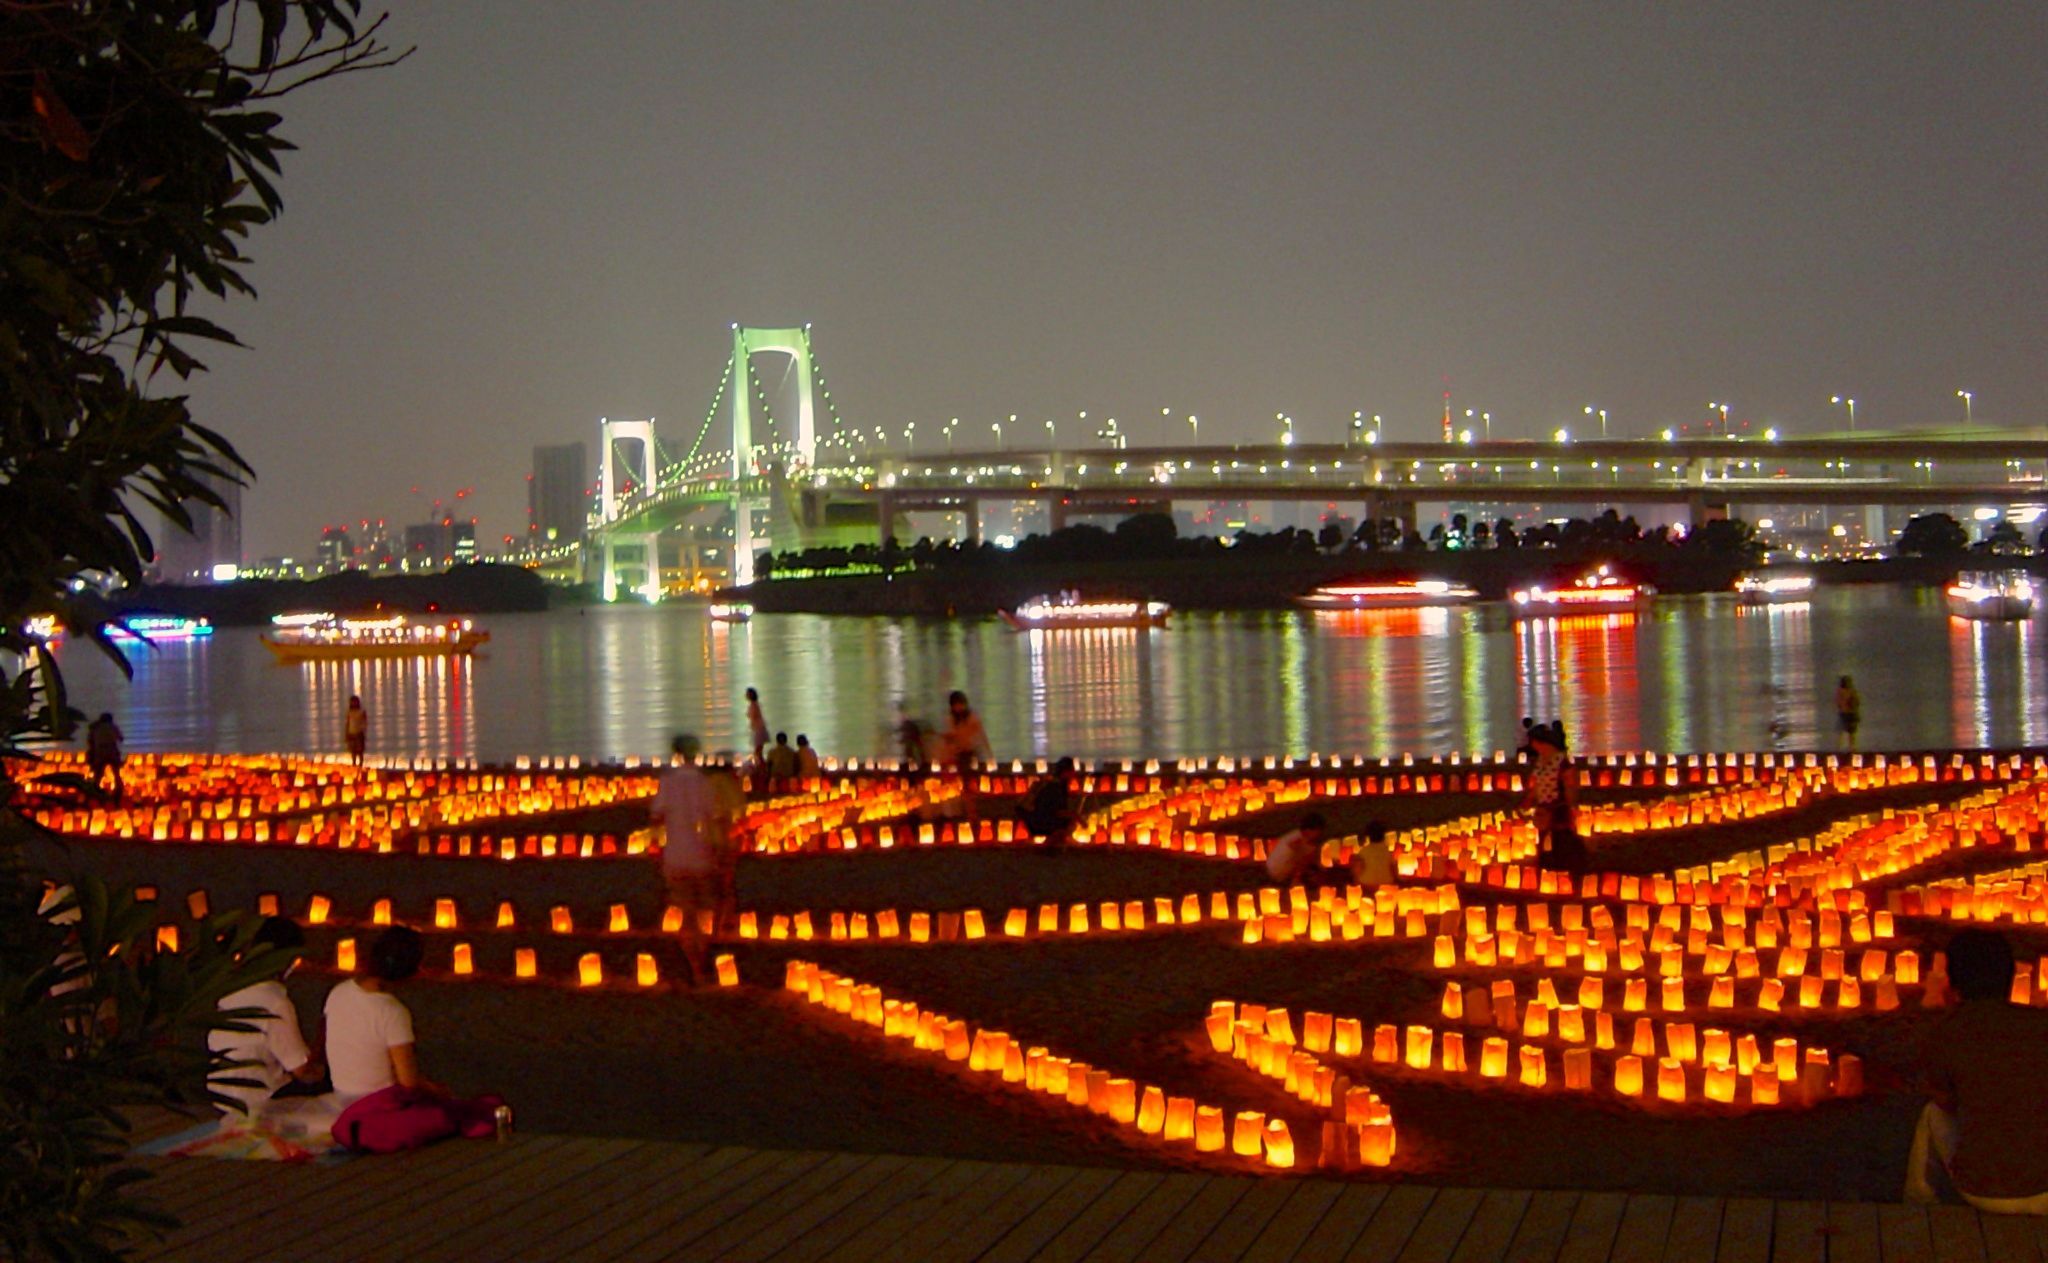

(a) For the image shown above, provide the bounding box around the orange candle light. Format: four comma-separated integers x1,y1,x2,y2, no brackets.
514,947,536,978
336,937,356,971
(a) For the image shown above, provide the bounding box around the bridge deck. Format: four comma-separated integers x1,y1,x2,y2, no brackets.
125,1121,2041,1262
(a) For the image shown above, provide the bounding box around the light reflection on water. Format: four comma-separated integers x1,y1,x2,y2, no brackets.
44,586,2048,762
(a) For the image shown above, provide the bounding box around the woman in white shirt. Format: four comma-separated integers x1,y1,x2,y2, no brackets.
324,926,443,1103
210,917,323,1120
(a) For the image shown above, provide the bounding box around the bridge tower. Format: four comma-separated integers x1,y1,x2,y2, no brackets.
595,417,661,602
728,325,818,585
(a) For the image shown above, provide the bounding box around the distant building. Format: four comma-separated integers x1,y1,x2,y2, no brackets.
403,519,478,569
155,471,242,582
316,526,353,572
530,442,588,544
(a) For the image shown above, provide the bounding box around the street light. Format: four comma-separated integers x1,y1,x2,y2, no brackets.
1277,412,1294,447
1554,428,1571,444
1584,405,1607,438
1351,410,1365,443
1958,390,1974,424
1830,395,1855,432
1188,414,1199,444
1481,411,1492,442
1045,418,1056,447
1708,402,1729,435
991,420,1004,450
945,417,958,452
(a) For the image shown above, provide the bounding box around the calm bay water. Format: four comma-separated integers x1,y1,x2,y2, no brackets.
47,586,2048,764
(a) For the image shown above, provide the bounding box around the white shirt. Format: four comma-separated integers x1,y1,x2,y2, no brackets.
1266,830,1318,882
324,979,413,1100
653,764,718,877
209,980,311,1116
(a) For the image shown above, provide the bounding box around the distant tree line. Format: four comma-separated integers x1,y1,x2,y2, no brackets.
1892,511,2039,559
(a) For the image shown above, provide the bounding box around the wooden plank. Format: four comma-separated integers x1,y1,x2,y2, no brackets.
1504,1191,1582,1263
1875,1203,1936,1263
752,1155,960,1263
1716,1200,1776,1263
1293,1183,1392,1259
1181,1179,1299,1263
827,1159,1038,1263
1397,1187,1484,1263
1054,1170,1196,1263
602,1149,841,1263
1659,1196,1724,1263
502,1143,760,1258
1238,1179,1346,1263
917,1163,1095,1263
1450,1188,1533,1263
966,1165,1124,1263
663,1150,892,1263
556,1148,832,1263
1099,1173,1255,1263
1609,1195,1677,1263
1823,1202,1883,1263
404,1137,650,1261
292,1136,584,1263
448,1140,715,1262
1926,1204,1988,1263
1770,1201,1828,1263
1972,1213,2038,1263
1556,1192,1628,1263
1343,1184,1441,1262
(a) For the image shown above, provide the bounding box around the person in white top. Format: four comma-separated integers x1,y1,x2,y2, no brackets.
210,917,323,1120
1266,813,1328,885
652,734,720,986
324,926,440,1104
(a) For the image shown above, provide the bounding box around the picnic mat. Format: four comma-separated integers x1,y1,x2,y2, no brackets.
136,1119,352,1165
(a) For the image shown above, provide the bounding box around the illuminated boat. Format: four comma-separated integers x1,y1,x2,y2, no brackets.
1734,571,1815,606
22,614,213,642
1946,572,2033,621
1000,593,1170,630
1294,579,1478,610
708,602,753,623
260,612,489,662
1510,566,1650,615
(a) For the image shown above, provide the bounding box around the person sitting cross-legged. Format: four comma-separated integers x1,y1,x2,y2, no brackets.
1907,928,2048,1212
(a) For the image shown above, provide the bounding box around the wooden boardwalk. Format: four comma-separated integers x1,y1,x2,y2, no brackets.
124,1126,2048,1263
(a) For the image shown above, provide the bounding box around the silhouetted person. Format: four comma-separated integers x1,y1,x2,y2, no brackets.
1023,757,1078,848
344,695,368,766
1836,675,1861,749
85,712,123,798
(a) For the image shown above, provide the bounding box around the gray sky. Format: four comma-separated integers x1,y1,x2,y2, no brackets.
192,2,2048,557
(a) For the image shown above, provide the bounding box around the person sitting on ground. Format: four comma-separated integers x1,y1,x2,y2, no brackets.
85,712,124,798
210,917,324,1123
325,926,440,1106
1266,812,1328,885
1022,757,1078,848
766,731,799,787
1908,928,2048,1213
795,733,820,780
1353,819,1396,888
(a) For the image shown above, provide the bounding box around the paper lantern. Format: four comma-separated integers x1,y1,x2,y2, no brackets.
1004,908,1028,937
515,948,536,978
609,905,630,933
551,906,574,934
496,901,517,929
371,898,392,926
308,894,331,925
578,953,603,987
1704,1063,1737,1103
1303,1011,1333,1052
1107,1078,1137,1124
1614,1055,1644,1096
434,899,457,929
336,937,356,972
1751,1067,1780,1104
1479,1037,1509,1078
714,954,737,987
964,910,986,939
1232,1112,1265,1157
1518,1046,1547,1087
155,925,179,953
1656,1058,1687,1102
452,943,473,975
1163,1096,1196,1141
186,890,209,919
1263,1119,1295,1169
1666,1024,1697,1063
1333,1018,1363,1057
1563,1047,1592,1090
1405,1026,1433,1070
1195,1106,1226,1152
1136,1086,1166,1134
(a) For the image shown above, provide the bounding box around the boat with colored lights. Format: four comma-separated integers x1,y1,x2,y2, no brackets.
1000,593,1170,631
708,602,753,623
1510,566,1650,615
23,613,213,642
260,613,490,662
1734,571,1815,606
1946,572,2033,621
1294,579,1478,610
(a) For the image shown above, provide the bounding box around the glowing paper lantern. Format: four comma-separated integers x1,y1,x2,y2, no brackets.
551,906,573,934
1263,1119,1295,1169
1195,1106,1226,1152
578,953,603,987
609,905,631,933
515,948,536,978
434,899,457,929
1614,1055,1644,1096
452,943,473,975
498,902,517,929
371,898,392,926
308,895,331,925
336,937,356,972
1232,1112,1265,1157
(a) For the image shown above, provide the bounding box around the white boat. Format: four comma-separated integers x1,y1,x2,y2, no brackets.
261,612,488,662
1734,572,1815,606
1001,593,1169,630
1511,565,1650,615
1294,579,1478,610
1946,572,2033,621
708,602,753,623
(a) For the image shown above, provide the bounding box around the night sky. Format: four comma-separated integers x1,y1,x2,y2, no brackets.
189,4,2047,558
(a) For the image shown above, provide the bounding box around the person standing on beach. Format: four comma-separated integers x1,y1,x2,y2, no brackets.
1836,676,1861,749
344,695,368,767
744,687,769,769
938,691,989,818
85,712,124,798
1520,723,1576,854
651,734,718,987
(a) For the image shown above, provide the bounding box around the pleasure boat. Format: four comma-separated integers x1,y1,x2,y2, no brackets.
1946,572,2034,621
1734,571,1816,606
1000,593,1170,631
1510,566,1650,615
1294,579,1479,610
260,612,489,662
708,602,753,623
22,614,213,642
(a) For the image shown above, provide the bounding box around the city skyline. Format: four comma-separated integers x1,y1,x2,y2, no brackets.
181,4,2045,556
